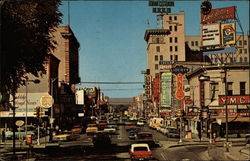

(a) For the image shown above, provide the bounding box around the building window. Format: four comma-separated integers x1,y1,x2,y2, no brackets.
170,46,173,52
155,64,158,70
244,57,248,62
156,46,160,52
169,16,172,21
175,37,178,43
169,26,172,31
244,49,247,54
174,16,177,20
240,57,243,62
175,55,178,61
244,40,247,45
240,82,246,95
175,46,178,51
239,40,242,46
156,37,160,43
230,57,233,63
170,37,172,43
174,26,177,31
191,41,194,46
239,49,242,54
170,55,173,60
195,41,198,46
227,82,233,96
210,82,219,101
160,55,163,60
155,55,158,61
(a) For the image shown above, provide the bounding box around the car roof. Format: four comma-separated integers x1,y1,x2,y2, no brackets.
131,143,149,148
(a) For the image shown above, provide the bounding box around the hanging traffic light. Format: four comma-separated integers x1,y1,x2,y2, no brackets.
36,107,40,118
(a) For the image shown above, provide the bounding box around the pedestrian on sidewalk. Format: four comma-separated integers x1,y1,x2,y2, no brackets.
1,130,5,143
212,133,216,144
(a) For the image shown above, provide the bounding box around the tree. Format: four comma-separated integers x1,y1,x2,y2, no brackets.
0,0,62,97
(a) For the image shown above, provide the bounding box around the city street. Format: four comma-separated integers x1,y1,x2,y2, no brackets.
2,125,248,160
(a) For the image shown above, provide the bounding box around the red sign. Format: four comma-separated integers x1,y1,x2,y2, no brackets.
201,6,235,23
153,77,160,103
175,73,185,100
219,95,250,105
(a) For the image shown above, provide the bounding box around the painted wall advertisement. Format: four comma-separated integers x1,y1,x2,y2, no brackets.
202,23,221,46
221,23,236,45
161,72,172,107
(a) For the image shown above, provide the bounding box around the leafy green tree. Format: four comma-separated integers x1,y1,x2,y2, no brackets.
0,0,62,97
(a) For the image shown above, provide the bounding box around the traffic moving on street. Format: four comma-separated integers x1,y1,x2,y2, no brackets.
0,0,249,161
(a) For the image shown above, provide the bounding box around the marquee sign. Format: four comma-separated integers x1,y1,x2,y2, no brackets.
201,6,236,23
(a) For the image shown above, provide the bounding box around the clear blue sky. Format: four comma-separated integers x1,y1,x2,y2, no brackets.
59,0,249,98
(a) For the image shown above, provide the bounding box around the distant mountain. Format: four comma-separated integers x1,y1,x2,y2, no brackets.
109,98,133,105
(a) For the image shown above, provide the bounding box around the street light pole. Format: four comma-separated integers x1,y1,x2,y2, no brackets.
224,67,229,152
50,78,58,129
25,79,40,138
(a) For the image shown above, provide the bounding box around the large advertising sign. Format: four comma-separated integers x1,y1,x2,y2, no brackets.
221,23,236,45
202,23,221,46
153,77,160,103
201,6,236,23
219,95,250,105
161,72,172,107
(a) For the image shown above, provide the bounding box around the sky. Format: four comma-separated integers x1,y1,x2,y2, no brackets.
59,0,249,98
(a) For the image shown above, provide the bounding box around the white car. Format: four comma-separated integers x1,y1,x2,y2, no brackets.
130,143,153,160
137,121,145,126
103,127,116,134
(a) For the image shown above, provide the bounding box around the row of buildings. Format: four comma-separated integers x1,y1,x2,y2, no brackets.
132,6,249,138
0,25,107,131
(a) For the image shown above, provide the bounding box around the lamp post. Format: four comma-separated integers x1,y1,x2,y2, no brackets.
222,66,229,152
25,79,40,137
50,78,58,129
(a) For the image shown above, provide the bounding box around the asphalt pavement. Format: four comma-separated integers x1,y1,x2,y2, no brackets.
159,134,250,161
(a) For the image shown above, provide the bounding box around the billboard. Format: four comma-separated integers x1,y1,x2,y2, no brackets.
161,72,172,107
221,23,236,45
75,89,84,105
201,6,236,23
202,23,221,46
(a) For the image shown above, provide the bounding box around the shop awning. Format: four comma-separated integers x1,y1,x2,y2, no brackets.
203,47,237,55
214,117,250,123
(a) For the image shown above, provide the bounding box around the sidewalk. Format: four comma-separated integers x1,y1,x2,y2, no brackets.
160,134,250,161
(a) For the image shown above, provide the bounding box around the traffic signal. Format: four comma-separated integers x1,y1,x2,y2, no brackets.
36,107,40,118
33,107,44,118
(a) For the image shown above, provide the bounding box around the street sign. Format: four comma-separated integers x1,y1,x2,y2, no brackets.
152,8,171,13
15,120,24,127
40,94,54,108
149,1,174,6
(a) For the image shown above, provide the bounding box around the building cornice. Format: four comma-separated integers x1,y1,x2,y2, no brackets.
144,29,170,42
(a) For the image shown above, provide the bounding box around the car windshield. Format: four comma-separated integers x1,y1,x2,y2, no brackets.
138,133,152,137
169,128,178,133
134,147,148,151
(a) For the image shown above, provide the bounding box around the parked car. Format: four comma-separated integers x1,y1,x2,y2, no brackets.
86,124,98,136
53,130,80,142
103,127,116,135
5,128,36,140
92,131,111,147
165,127,180,138
128,131,137,140
136,121,145,126
129,143,153,161
98,120,108,130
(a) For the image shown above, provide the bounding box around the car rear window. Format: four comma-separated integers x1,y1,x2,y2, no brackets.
134,147,148,151
138,133,152,138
